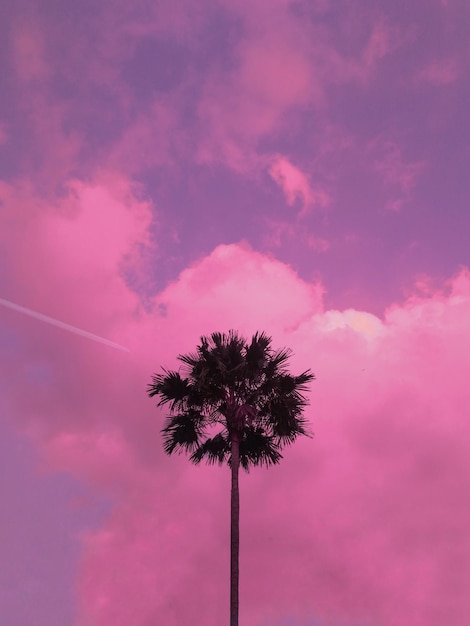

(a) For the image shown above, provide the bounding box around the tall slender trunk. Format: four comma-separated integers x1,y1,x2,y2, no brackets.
230,432,240,626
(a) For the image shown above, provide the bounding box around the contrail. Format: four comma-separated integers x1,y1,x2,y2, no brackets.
0,297,130,352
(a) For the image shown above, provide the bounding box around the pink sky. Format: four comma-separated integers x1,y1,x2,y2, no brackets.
1,1,469,625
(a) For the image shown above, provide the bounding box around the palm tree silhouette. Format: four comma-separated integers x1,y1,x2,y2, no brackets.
147,330,314,626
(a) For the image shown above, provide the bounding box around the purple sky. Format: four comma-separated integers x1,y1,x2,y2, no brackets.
1,1,470,624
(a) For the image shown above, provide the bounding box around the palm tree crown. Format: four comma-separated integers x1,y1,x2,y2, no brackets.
147,330,314,469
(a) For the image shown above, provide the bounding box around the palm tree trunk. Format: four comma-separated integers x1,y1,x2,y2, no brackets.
230,432,240,626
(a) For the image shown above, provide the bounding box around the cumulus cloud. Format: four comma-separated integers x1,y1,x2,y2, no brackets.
1,175,470,626
1,1,469,622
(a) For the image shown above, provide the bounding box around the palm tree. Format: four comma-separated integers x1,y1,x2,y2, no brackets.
147,330,314,626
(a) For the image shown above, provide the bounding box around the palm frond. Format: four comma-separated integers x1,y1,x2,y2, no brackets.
238,427,282,470
148,369,191,409
257,393,313,445
294,370,316,391
148,330,314,468
190,433,230,465
244,331,271,381
161,411,204,455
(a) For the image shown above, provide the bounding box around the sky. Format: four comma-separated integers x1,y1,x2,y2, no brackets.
0,0,469,624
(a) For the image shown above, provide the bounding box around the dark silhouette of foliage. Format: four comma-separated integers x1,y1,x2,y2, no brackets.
147,330,314,626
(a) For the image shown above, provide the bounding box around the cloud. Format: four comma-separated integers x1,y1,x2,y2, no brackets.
1,174,470,625
263,219,330,253
269,155,330,216
306,234,330,252
11,16,50,83
0,124,8,145
359,19,391,80
196,6,393,172
415,58,460,86
369,138,425,210
4,1,396,187
105,101,182,174
153,242,324,338
0,175,153,445
0,297,130,352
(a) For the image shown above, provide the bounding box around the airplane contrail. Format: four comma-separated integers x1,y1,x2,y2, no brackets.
0,297,130,352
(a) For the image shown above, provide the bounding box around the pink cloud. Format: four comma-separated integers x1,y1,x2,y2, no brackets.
263,219,330,254
105,101,182,174
0,175,150,331
0,176,153,439
196,7,393,172
263,220,297,248
1,2,469,622
415,58,460,86
360,19,391,79
6,15,82,184
0,123,8,145
86,259,470,625
311,17,394,87
369,138,425,209
11,17,50,83
153,242,324,339
306,234,330,252
2,174,470,626
6,2,396,187
7,93,81,187
269,155,330,216
236,37,314,111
